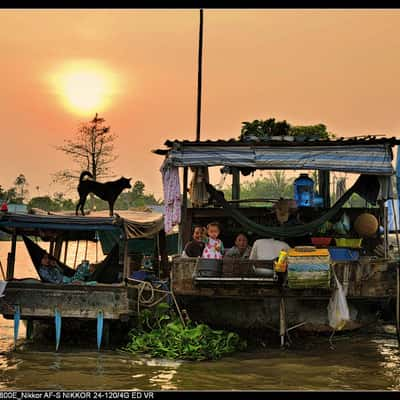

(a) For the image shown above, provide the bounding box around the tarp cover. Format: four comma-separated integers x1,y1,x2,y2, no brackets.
166,144,394,175
0,210,164,240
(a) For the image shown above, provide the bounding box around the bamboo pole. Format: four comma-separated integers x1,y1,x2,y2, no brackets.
84,239,88,260
73,240,79,268
196,8,204,141
0,260,6,281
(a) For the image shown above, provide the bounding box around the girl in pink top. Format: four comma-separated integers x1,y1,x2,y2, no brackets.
202,222,224,259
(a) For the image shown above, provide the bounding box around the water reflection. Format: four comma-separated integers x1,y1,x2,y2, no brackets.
374,339,400,390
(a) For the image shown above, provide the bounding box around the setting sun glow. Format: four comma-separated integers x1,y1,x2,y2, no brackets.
49,61,118,116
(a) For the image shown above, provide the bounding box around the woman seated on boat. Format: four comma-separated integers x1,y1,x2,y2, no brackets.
38,253,95,284
224,233,252,259
182,225,206,258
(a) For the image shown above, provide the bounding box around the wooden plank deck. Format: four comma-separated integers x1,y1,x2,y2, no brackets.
0,281,130,320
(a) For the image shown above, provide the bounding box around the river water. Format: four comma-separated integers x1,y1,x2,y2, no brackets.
0,242,400,390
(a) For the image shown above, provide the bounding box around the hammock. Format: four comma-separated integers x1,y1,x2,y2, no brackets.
22,235,121,284
205,177,362,238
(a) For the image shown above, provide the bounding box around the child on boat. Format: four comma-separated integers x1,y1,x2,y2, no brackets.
202,222,224,259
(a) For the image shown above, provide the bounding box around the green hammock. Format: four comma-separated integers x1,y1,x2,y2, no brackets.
205,179,360,238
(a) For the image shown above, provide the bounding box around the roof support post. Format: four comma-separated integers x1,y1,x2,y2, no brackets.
6,229,17,280
179,167,189,253
318,170,330,208
158,229,168,278
122,238,129,280
232,167,240,207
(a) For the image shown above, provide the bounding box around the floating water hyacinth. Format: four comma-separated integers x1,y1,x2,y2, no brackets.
122,303,247,361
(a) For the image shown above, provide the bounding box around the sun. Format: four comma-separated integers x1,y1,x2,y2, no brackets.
49,61,118,116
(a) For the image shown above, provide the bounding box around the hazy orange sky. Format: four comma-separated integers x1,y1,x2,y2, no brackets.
1,9,400,200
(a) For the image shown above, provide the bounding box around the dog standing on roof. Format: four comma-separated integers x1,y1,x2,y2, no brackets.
75,171,132,216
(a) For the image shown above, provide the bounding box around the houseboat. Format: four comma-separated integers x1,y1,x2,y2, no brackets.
153,136,400,343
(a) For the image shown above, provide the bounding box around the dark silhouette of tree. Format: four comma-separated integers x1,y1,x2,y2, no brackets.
53,113,118,189
14,174,28,201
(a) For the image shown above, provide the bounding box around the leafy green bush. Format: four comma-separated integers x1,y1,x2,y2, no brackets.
122,304,247,361
239,118,335,140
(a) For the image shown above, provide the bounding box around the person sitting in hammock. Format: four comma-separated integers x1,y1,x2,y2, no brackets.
38,253,96,284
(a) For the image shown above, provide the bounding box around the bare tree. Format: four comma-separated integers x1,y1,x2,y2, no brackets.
14,174,29,201
53,114,118,190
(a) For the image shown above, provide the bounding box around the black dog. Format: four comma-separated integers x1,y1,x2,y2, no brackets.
75,171,132,216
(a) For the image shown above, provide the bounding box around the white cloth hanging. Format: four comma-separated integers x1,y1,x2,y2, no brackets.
160,159,181,233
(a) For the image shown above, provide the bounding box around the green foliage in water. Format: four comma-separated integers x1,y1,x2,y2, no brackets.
122,304,247,361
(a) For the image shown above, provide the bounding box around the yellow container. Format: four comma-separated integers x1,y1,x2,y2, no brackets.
334,238,362,248
274,260,287,273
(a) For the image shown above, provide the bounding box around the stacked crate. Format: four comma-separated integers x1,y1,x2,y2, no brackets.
287,248,331,289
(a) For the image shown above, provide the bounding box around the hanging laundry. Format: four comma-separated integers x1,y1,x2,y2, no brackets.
160,159,181,233
189,166,210,207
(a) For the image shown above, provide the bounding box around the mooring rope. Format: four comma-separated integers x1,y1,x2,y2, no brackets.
127,278,186,326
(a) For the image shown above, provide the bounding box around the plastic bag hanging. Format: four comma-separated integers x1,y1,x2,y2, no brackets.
327,269,350,330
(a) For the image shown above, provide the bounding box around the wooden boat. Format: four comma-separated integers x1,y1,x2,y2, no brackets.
0,209,175,347
153,136,400,342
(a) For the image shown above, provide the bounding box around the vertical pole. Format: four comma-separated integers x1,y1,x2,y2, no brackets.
97,310,104,351
63,241,69,265
7,229,17,280
158,230,168,278
49,240,55,257
196,8,204,142
384,204,388,259
123,239,129,280
73,240,79,268
318,170,330,208
232,167,240,207
153,234,160,278
13,304,20,349
279,297,286,347
84,239,88,260
179,167,189,253
55,308,61,352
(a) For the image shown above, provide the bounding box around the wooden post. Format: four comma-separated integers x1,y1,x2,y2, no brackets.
63,241,69,265
153,234,160,278
54,237,63,261
6,229,17,280
232,167,240,207
49,240,55,257
158,229,168,278
179,167,189,253
384,203,388,259
318,170,330,208
122,239,129,280
279,296,286,347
